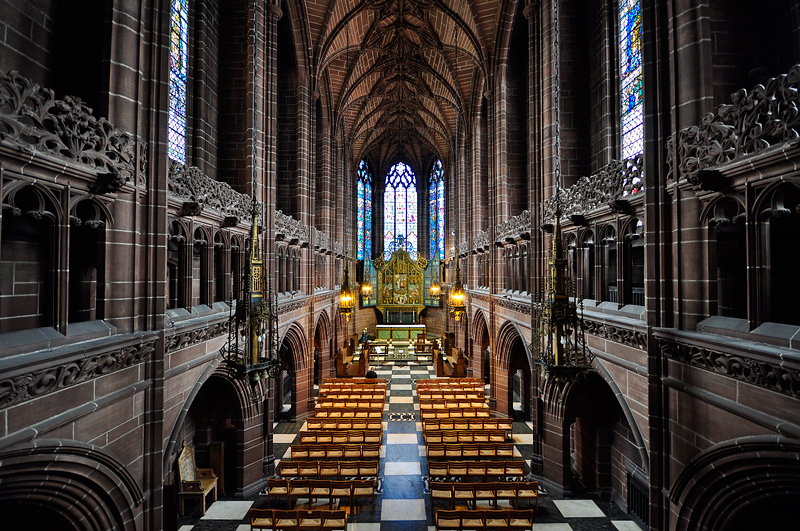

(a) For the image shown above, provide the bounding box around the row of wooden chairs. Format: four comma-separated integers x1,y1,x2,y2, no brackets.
423,418,514,433
250,508,346,531
316,399,384,409
317,391,386,400
426,443,515,460
321,378,387,385
305,418,383,431
415,378,482,388
298,429,382,444
313,408,383,419
430,481,538,511
265,478,376,512
435,509,534,531
428,460,525,479
279,460,379,479
418,400,489,410
424,429,506,444
418,390,484,400
287,443,381,460
420,408,491,420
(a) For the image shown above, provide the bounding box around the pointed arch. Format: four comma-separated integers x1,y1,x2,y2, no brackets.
280,322,310,369
0,440,143,531
495,320,532,371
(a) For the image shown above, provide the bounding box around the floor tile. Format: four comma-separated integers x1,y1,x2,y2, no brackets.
384,461,422,475
347,524,381,531
418,445,426,457
416,422,422,431
380,499,426,520
200,501,253,520
386,433,418,444
513,433,534,444
391,384,412,391
533,524,573,530
389,396,413,403
178,526,194,531
235,526,250,531
554,499,607,518
613,521,643,530
273,433,297,444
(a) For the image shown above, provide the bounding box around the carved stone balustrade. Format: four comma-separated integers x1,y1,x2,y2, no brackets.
168,160,257,223
313,229,332,254
472,229,489,252
0,70,146,191
667,63,800,185
276,210,309,247
495,210,531,245
542,156,644,223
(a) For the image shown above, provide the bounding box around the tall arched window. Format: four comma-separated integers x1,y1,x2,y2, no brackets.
620,0,643,159
384,162,418,259
169,0,189,163
429,159,445,260
356,159,372,260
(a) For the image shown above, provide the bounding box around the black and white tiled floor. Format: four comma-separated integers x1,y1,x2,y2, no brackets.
177,363,643,530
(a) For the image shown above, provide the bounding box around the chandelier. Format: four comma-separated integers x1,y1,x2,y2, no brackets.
220,207,281,386
429,279,441,301
338,255,356,322
447,256,467,321
532,0,592,381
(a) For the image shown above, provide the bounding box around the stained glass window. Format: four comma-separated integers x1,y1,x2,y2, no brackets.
429,160,445,260
620,0,643,159
169,0,189,164
356,160,373,260
384,162,418,260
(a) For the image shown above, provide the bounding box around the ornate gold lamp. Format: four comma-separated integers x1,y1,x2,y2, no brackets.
360,280,373,298
429,280,441,301
447,255,467,321
338,257,356,322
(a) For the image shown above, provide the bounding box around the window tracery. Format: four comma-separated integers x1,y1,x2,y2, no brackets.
357,160,372,260
384,162,418,259
429,159,445,260
169,0,189,164
620,0,643,158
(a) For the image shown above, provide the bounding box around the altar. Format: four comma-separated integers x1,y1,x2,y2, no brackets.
376,324,426,343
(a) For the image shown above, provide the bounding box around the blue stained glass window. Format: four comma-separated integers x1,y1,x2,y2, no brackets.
429,160,445,260
356,160,373,260
169,0,189,164
384,162,418,260
620,0,643,159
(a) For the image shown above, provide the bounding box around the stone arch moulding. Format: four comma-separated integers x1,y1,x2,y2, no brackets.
669,435,800,531
280,322,310,369
471,309,489,343
313,310,332,344
0,440,143,531
495,320,532,371
589,359,650,475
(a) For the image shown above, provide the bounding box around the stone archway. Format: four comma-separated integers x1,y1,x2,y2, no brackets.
670,436,800,531
0,441,143,531
313,310,332,385
471,310,490,384
277,323,310,419
495,321,533,417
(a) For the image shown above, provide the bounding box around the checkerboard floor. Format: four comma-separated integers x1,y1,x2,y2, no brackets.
177,363,643,530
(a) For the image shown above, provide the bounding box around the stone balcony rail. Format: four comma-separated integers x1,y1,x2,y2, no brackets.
667,63,800,184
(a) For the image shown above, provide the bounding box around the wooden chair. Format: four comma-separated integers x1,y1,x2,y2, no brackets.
516,481,538,511
453,482,477,510
429,461,448,479
177,445,218,516
320,510,347,531
298,462,319,477
298,510,324,531
309,480,332,508
319,461,340,478
279,461,300,478
250,508,274,531
506,509,535,530
495,483,517,508
273,509,300,531
351,478,376,513
329,480,352,509
430,481,454,509
339,461,359,477
288,479,311,507
505,461,525,477
461,509,485,531
435,509,462,531
473,483,496,508
267,478,289,508
483,509,508,528
358,461,379,477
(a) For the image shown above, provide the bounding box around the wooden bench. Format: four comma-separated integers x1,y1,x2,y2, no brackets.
415,378,482,389
322,378,388,385
287,443,381,460
316,399,385,410
435,509,534,530
427,460,525,480
430,481,538,511
425,442,515,460
314,407,383,418
423,418,514,434
305,417,383,431
265,478,377,512
420,407,491,420
423,429,506,444
250,508,347,531
298,429,383,444
177,444,218,516
418,399,489,410
278,460,380,479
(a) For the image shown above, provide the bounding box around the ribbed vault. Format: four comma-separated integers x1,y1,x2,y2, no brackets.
308,0,502,170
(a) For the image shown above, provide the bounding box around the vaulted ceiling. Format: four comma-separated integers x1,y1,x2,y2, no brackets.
303,0,511,173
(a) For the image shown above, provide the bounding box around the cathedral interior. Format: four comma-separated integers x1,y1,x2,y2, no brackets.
1,0,799,530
